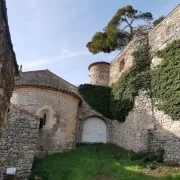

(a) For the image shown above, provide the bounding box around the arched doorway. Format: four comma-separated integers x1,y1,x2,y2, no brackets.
82,117,106,143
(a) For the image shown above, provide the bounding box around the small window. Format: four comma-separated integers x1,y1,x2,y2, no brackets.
119,59,125,72
39,114,47,129
43,114,46,125
39,118,44,129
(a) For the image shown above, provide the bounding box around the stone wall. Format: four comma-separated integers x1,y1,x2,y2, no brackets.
111,91,154,152
149,5,180,52
0,0,18,128
89,62,110,86
148,5,180,163
151,107,180,164
111,90,180,163
110,35,148,85
11,86,79,155
109,5,180,164
0,107,39,180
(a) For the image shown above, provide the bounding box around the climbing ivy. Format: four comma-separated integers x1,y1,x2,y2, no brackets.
151,39,180,120
110,43,151,121
79,42,151,121
79,39,180,122
78,84,111,118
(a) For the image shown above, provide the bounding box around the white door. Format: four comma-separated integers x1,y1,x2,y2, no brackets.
82,117,106,143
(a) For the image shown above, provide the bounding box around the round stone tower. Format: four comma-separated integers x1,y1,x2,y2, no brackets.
88,61,110,86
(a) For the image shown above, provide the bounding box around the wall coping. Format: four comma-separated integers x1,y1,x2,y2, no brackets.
149,4,180,36
111,35,147,64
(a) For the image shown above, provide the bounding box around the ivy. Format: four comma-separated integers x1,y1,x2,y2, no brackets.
79,42,151,121
110,42,151,121
79,39,180,122
151,40,180,120
78,84,111,118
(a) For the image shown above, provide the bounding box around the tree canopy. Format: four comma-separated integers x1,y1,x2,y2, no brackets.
153,16,165,27
86,5,153,54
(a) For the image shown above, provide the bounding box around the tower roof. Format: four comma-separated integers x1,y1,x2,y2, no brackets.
88,62,110,71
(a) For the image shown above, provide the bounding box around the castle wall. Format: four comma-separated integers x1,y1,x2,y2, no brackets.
11,87,79,155
149,5,180,52
109,5,180,164
89,63,110,86
151,108,180,164
148,5,180,164
111,90,180,164
0,0,18,128
0,107,39,180
110,35,148,85
111,91,154,152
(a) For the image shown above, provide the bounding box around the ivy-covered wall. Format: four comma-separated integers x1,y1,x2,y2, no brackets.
151,39,180,120
79,39,180,123
79,41,151,122
110,42,151,121
78,84,111,118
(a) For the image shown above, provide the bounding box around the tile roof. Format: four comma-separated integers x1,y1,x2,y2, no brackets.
15,69,78,94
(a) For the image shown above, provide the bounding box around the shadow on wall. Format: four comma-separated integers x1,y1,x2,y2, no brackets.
111,92,180,164
151,108,180,164
35,106,58,156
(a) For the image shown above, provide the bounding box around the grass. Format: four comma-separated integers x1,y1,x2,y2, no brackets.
29,144,180,180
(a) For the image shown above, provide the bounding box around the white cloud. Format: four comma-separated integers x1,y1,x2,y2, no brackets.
19,48,89,71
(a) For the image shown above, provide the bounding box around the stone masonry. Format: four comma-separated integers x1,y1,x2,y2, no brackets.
0,0,18,128
0,107,39,180
111,91,154,152
110,35,148,85
88,62,110,86
0,3,179,180
152,107,180,164
149,4,180,164
11,86,80,155
109,4,180,164
149,4,180,52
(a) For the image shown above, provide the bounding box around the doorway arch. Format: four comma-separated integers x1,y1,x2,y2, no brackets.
82,117,106,143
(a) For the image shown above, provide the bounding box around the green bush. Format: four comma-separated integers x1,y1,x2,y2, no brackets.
131,151,146,161
144,149,164,163
131,149,164,163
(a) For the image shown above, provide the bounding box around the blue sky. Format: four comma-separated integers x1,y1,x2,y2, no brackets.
6,0,179,85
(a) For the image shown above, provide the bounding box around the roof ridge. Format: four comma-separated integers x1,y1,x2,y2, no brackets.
20,69,48,73
46,69,77,88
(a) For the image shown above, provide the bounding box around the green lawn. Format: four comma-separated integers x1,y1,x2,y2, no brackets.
29,144,180,180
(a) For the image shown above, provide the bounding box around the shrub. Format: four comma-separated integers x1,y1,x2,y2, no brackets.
131,151,146,161
144,149,164,163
